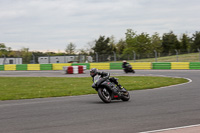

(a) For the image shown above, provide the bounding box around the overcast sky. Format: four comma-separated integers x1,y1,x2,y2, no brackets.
0,0,199,52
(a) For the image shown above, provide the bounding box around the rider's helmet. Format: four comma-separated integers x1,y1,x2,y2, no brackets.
123,60,127,63
90,68,98,77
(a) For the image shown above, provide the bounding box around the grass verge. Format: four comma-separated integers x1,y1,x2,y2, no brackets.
109,52,199,62
0,76,188,100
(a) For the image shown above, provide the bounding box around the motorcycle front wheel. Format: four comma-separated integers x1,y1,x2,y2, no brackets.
120,91,130,101
98,88,111,103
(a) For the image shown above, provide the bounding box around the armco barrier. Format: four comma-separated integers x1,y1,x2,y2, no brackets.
53,63,71,70
152,62,171,69
130,62,151,69
40,64,52,70
1,62,200,71
27,64,40,70
4,64,16,70
110,63,122,69
72,63,90,70
90,63,110,70
171,62,189,69
190,62,200,69
0,65,4,71
16,64,27,70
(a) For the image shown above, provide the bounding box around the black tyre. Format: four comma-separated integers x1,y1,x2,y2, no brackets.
132,69,135,73
121,91,130,101
124,69,128,73
98,88,111,103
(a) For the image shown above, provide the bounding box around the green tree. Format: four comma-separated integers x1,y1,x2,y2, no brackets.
65,42,76,54
125,29,137,49
191,31,200,52
151,32,163,53
136,32,152,54
0,43,6,49
124,29,154,59
180,33,190,53
92,36,111,54
116,39,126,54
124,30,152,55
162,31,180,55
123,29,137,56
20,47,32,64
8,51,19,57
0,43,8,57
109,35,117,52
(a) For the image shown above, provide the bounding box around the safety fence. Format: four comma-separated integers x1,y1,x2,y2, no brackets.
1,62,200,71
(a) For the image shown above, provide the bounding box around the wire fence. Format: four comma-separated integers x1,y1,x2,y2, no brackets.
90,51,200,63
0,51,200,65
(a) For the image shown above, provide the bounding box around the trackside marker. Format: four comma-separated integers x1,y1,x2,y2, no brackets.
140,124,200,133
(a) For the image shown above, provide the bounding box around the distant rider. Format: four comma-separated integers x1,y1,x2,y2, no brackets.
122,60,129,69
122,60,135,73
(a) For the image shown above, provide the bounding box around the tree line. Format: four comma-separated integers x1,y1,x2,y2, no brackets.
1,29,200,63
91,29,200,56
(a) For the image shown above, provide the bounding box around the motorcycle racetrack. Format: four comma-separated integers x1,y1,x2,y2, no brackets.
0,70,200,133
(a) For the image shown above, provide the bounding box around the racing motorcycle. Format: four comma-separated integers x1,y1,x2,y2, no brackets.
124,64,135,73
92,75,130,103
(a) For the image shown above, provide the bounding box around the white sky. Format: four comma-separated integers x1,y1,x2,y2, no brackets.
0,0,199,52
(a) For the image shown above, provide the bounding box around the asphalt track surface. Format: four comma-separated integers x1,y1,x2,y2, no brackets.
0,70,200,133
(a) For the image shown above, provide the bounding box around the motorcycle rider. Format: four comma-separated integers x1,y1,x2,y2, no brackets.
122,60,129,69
90,68,124,94
122,60,135,73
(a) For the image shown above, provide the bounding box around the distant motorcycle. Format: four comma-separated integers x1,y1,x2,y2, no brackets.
124,64,135,73
92,75,130,103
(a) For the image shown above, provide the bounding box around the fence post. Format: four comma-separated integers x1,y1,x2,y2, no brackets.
175,49,178,62
154,50,157,62
112,51,116,61
64,54,66,63
133,50,136,62
198,48,200,62
2,54,6,65
32,53,35,64
95,52,98,62
47,54,50,64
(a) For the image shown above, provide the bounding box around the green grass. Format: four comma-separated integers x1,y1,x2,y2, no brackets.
136,53,200,62
0,76,188,100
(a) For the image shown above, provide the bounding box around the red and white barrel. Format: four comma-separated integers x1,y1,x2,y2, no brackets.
78,66,83,74
63,66,85,74
67,66,74,74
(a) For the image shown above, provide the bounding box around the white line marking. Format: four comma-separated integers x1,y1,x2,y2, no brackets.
140,124,200,133
144,75,192,89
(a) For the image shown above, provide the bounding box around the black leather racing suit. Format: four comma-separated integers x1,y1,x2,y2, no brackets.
93,71,122,94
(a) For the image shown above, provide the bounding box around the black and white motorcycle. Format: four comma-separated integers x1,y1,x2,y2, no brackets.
92,75,130,103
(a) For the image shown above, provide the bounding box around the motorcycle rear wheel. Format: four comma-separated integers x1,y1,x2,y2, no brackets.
98,88,111,103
